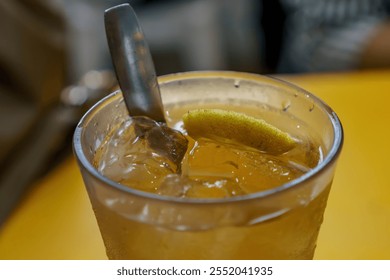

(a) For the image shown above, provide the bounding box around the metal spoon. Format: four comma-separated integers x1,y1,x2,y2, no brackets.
104,3,165,123
104,3,187,168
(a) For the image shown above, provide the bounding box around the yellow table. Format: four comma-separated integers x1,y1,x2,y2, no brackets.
1,70,390,260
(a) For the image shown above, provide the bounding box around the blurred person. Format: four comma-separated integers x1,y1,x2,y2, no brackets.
276,0,390,73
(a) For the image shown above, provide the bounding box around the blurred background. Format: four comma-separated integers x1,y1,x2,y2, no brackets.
1,0,389,226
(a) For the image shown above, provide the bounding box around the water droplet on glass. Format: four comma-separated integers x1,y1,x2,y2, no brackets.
282,100,291,112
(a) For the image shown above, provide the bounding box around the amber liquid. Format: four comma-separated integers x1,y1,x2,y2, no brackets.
92,100,329,259
92,185,330,259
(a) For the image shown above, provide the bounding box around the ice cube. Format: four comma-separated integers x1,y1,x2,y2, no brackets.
94,116,188,192
156,174,192,197
183,137,306,194
130,116,188,168
156,173,246,198
145,125,189,170
184,178,246,198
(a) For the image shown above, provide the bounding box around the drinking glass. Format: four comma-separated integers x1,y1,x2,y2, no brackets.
73,71,343,259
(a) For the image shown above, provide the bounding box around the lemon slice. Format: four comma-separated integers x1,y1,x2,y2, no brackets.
182,109,296,155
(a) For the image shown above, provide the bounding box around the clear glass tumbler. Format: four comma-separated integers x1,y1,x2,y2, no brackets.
73,71,343,259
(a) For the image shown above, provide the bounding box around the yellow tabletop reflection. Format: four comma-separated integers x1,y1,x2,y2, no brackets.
1,70,390,260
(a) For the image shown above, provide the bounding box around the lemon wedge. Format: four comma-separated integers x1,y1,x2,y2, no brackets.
182,109,296,155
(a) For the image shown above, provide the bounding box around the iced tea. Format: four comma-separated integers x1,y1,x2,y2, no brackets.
74,72,343,259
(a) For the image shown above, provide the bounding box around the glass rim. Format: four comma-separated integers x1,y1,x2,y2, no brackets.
73,70,344,205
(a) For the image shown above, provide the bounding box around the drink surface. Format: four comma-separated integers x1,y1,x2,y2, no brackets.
93,100,322,198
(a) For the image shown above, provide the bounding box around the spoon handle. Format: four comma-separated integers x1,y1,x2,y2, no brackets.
104,4,166,123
